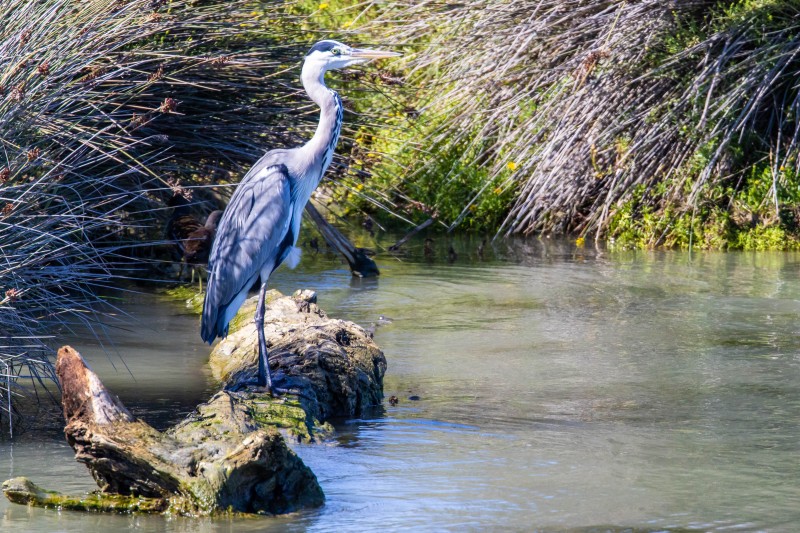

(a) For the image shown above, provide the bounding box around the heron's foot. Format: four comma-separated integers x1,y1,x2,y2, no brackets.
226,379,272,394
226,380,310,400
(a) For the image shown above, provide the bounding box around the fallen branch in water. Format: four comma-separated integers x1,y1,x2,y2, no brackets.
388,218,434,251
305,203,380,278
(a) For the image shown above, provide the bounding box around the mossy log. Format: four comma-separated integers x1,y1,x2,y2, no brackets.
2,477,170,514
3,290,386,516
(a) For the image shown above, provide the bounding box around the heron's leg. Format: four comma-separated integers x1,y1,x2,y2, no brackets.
235,280,301,398
254,280,273,392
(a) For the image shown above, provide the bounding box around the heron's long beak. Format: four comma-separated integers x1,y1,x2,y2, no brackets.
349,48,402,59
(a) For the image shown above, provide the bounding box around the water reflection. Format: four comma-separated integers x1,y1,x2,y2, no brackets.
348,275,380,291
3,239,800,530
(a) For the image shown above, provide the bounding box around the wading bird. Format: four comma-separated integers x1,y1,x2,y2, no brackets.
166,192,201,264
166,192,222,288
182,210,223,265
201,40,400,394
183,210,223,290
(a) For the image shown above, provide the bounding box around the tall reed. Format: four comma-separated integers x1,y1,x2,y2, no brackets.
0,0,331,431
359,1,800,244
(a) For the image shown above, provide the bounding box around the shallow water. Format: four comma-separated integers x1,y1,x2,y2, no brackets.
2,237,800,531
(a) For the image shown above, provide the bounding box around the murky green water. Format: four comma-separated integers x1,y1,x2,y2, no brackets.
2,238,800,531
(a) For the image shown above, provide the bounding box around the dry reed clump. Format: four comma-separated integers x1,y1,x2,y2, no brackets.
362,1,800,243
0,0,333,432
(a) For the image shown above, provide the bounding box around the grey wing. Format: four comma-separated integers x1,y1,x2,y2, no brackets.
201,164,293,342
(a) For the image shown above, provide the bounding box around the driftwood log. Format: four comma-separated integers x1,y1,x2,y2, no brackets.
2,289,386,516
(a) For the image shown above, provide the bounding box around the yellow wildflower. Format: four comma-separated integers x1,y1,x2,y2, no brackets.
575,236,586,247
356,183,364,191
319,2,329,9
507,161,517,171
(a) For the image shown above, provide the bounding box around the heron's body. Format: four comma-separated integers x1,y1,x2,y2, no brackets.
200,159,300,341
200,40,399,393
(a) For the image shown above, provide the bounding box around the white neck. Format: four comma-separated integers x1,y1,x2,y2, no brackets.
299,61,343,179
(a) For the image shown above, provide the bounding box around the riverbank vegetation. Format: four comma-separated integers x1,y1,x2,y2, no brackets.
0,0,344,428
315,0,800,250
3,0,800,428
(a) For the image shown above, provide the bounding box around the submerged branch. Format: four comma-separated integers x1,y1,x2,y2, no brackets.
305,203,380,278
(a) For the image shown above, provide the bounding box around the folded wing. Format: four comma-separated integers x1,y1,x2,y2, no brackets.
201,164,294,343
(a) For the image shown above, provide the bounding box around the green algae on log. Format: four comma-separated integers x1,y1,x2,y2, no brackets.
2,477,171,514
2,290,386,516
166,288,386,437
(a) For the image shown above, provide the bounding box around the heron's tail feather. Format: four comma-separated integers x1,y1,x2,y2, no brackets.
200,295,221,344
201,272,255,344
201,265,226,344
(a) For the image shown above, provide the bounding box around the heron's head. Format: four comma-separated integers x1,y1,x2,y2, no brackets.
304,40,400,72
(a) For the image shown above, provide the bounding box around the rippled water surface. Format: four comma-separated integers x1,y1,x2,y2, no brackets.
2,238,800,531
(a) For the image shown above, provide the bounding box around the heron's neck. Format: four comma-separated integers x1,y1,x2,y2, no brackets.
300,62,343,182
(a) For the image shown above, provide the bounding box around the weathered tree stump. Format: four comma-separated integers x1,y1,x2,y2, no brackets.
2,290,386,516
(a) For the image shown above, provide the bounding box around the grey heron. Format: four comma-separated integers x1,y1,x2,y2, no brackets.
200,40,400,394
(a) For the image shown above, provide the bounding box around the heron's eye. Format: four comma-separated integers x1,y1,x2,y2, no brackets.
331,48,342,56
